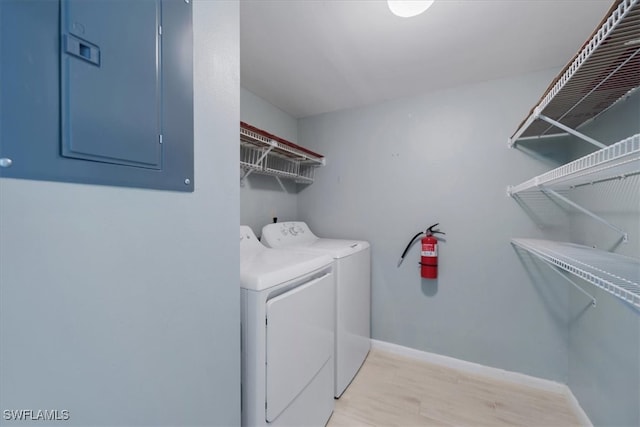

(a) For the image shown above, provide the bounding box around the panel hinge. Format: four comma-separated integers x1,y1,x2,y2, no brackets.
158,25,162,35
159,134,163,144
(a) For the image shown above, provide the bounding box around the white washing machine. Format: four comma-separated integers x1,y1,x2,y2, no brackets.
261,221,371,398
239,225,335,427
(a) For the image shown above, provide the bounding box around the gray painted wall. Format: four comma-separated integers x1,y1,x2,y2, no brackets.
297,68,573,381
0,1,240,425
241,88,298,142
564,91,640,426
240,88,300,236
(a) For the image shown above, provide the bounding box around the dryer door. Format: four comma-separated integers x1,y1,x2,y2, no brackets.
265,271,334,422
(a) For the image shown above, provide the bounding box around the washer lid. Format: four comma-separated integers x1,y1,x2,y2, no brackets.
240,226,332,291
262,222,369,258
295,239,370,259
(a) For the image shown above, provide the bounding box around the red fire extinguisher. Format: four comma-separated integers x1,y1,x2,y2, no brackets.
398,223,445,279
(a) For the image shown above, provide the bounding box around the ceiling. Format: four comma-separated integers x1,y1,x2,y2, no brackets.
240,0,614,119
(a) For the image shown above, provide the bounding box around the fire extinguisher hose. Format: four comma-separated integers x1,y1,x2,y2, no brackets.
397,231,425,267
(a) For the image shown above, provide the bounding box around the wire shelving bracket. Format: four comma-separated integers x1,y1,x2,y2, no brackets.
547,263,597,308
512,238,640,309
540,187,628,242
537,115,606,149
240,143,274,185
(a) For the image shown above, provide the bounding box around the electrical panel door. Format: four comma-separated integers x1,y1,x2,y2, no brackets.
61,0,162,169
0,0,193,191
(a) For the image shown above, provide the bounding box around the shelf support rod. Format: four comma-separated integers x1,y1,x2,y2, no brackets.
537,115,606,149
546,263,597,307
240,168,254,183
515,132,571,142
540,186,628,242
508,111,539,148
255,144,274,167
240,169,252,186
274,176,286,192
240,145,274,184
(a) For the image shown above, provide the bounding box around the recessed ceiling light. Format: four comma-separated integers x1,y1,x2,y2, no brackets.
387,0,435,18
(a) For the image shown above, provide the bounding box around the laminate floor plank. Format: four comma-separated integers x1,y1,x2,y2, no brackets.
327,349,583,427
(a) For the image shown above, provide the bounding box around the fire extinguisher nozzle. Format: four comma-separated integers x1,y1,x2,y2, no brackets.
397,257,404,268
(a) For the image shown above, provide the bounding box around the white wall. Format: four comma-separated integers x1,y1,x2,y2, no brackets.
240,88,300,236
0,1,240,425
297,68,573,381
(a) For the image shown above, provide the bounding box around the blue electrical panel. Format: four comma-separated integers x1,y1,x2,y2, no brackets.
0,0,194,192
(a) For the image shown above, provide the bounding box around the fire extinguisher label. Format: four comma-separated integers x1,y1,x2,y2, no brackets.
421,243,437,257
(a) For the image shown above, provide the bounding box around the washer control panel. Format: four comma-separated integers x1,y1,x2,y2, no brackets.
262,221,317,248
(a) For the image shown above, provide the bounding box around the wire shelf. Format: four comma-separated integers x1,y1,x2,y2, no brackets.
240,123,324,165
296,165,316,184
239,122,324,184
511,0,640,142
264,154,299,177
508,133,640,195
240,144,266,171
512,238,640,308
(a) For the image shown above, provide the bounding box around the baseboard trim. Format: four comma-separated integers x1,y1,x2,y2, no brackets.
371,339,564,392
370,339,592,425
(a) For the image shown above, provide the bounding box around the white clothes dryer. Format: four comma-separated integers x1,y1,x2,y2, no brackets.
239,225,335,427
261,221,371,398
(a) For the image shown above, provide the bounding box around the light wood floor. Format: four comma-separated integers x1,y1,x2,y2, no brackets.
327,349,583,427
